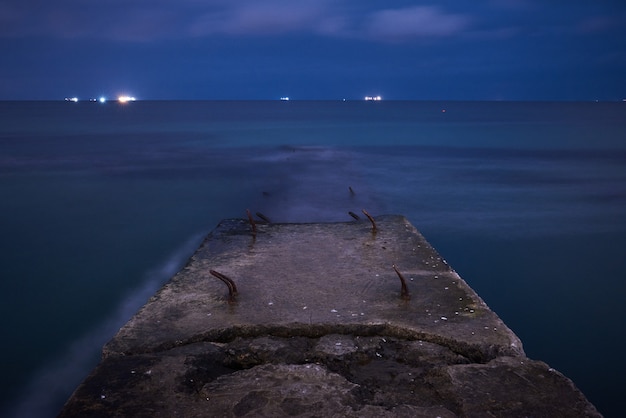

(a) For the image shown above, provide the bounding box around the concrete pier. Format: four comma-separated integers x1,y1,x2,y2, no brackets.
59,215,601,417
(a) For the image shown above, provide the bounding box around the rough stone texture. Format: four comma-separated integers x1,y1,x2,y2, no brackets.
59,215,601,417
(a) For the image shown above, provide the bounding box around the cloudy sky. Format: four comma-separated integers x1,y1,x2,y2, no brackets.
1,0,625,100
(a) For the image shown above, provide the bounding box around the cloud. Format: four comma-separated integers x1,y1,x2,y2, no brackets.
1,1,473,42
225,1,328,35
576,15,623,34
487,0,535,11
0,1,182,41
365,6,471,41
188,3,473,42
0,2,32,37
3,1,624,46
189,0,333,37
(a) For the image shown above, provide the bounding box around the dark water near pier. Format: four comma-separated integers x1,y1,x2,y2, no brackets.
1,100,624,416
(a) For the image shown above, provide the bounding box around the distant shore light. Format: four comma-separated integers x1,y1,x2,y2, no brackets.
99,97,106,103
364,95,382,101
65,97,79,102
280,96,290,101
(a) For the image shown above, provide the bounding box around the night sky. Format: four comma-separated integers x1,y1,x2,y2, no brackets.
1,0,625,101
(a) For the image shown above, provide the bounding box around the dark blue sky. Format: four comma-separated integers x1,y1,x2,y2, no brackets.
1,0,625,100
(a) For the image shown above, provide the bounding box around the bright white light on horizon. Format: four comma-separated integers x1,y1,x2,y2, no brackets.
65,97,78,102
99,97,106,103
118,95,136,103
364,95,382,101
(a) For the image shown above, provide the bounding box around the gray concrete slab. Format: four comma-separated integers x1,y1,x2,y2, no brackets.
59,215,601,417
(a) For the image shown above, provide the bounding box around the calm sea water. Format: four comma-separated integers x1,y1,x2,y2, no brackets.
1,100,624,417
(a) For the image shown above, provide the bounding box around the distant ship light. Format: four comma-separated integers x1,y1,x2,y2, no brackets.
118,96,136,103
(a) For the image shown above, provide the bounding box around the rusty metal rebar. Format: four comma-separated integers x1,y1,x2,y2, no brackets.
256,212,271,223
362,209,377,232
209,270,238,302
392,264,411,301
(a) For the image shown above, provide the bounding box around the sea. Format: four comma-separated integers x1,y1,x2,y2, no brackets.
0,100,624,417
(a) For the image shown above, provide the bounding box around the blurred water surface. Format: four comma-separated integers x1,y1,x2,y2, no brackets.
1,100,624,416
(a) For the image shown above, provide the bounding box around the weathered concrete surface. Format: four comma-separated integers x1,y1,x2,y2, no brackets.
59,215,601,417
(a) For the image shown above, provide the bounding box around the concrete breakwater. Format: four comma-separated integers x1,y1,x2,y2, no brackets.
59,215,601,417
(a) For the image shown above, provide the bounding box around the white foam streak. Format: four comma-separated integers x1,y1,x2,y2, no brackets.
5,235,203,418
